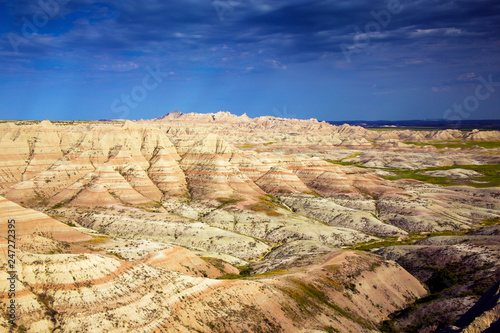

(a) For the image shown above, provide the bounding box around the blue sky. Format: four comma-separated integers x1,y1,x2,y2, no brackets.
0,0,499,121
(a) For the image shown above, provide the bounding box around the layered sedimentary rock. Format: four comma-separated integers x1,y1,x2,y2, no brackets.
0,196,91,242
465,129,500,141
201,203,377,249
65,166,151,207
375,225,500,332
0,125,30,192
119,163,163,201
181,134,264,200
376,187,500,233
255,166,310,193
148,148,188,197
418,168,484,179
0,246,426,333
0,113,499,332
5,151,95,204
439,280,500,333
278,194,407,237
69,183,120,207
76,209,272,260
22,121,64,181
229,152,271,181
142,247,230,278
140,127,180,161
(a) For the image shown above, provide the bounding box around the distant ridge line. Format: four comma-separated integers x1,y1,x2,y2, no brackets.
326,119,500,130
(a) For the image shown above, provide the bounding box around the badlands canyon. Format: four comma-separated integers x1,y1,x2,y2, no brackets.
1,111,499,332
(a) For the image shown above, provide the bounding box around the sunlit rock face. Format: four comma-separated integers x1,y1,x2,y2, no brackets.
0,195,91,242
0,114,499,332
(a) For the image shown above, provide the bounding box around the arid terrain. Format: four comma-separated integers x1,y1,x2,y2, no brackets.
1,111,499,332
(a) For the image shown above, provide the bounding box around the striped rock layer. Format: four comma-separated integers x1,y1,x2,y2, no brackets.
0,244,426,333
0,196,91,242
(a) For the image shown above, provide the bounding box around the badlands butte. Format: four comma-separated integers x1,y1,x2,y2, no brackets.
0,111,500,333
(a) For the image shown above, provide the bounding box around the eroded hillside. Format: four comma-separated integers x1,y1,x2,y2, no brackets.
1,112,499,332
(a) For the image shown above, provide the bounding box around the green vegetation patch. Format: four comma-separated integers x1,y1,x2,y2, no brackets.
324,152,363,166
325,159,362,167
106,251,125,260
48,248,63,255
482,218,500,226
217,266,253,280
350,229,470,252
216,197,243,208
280,278,374,328
199,257,227,274
138,200,163,212
246,196,284,216
50,202,65,210
266,211,283,216
250,269,289,278
236,144,257,149
343,152,363,160
403,140,500,149
381,164,500,188
381,170,449,185
85,235,109,244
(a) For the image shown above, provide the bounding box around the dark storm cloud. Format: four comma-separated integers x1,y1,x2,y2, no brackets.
1,0,500,122
2,0,499,69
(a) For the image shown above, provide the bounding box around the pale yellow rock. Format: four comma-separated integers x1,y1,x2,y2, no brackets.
148,148,188,197
142,247,225,278
255,166,310,193
0,196,91,242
